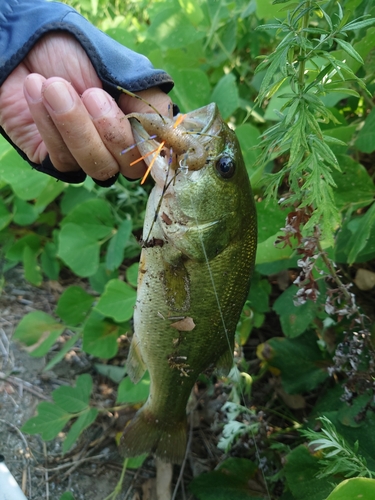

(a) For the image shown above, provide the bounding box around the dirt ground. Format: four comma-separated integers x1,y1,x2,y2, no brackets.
0,267,227,500
0,267,155,500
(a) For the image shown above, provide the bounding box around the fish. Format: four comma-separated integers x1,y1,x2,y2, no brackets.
119,102,257,464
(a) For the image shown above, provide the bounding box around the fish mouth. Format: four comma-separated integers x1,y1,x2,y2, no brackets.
128,103,220,186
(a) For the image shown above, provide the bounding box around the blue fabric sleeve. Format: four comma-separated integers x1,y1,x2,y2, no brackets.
0,0,174,186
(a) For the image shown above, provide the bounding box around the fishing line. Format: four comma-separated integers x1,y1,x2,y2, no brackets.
184,166,272,500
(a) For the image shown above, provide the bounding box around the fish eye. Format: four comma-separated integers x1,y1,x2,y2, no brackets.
215,156,236,179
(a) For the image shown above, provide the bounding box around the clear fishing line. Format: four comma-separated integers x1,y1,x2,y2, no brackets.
184,171,271,500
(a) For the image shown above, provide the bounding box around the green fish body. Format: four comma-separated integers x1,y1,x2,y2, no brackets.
120,103,257,463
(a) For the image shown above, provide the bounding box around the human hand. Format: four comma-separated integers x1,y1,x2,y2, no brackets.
0,32,172,181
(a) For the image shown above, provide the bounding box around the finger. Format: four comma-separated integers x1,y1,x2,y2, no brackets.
41,77,120,181
24,73,79,170
119,87,173,117
82,88,147,179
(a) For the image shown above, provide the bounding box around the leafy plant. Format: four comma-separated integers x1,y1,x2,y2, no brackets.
2,0,375,499
256,1,375,241
21,372,149,454
302,416,375,479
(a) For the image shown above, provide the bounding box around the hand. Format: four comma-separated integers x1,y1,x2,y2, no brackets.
0,33,172,181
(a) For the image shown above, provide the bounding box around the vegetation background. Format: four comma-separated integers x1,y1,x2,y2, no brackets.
1,0,375,498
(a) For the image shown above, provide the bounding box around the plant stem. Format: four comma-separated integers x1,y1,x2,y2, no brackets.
297,1,311,92
317,240,352,304
103,458,129,500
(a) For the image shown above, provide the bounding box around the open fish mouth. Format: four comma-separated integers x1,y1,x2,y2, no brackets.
128,102,221,183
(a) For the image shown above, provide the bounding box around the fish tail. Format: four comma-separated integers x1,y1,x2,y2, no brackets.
120,406,187,464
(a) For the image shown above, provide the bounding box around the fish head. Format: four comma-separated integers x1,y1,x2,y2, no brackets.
130,103,256,260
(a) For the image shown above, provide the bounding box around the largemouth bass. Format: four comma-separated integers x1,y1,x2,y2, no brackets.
120,103,257,464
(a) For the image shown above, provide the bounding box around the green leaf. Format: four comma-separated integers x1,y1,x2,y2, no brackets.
355,107,375,153
58,223,101,277
0,149,49,200
335,215,375,264
334,38,364,64
255,234,294,265
23,244,42,286
13,311,64,357
44,331,82,372
148,7,205,49
260,332,329,393
346,203,375,264
168,68,211,112
13,198,38,226
189,458,264,500
256,198,287,244
94,279,137,322
117,373,150,404
235,124,261,176
105,219,132,271
256,0,294,19
62,407,99,454
247,273,271,314
56,286,95,326
126,263,139,288
95,363,127,384
82,312,123,358
89,263,119,294
6,234,41,263
61,198,114,239
59,493,76,500
41,242,60,280
337,392,373,428
60,185,96,215
0,199,12,231
340,18,375,32
34,178,66,211
273,286,317,338
127,454,148,469
211,73,239,120
325,478,375,499
21,402,72,440
178,0,204,26
284,445,340,500
52,374,93,413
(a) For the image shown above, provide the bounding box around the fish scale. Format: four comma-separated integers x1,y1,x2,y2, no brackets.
120,103,257,463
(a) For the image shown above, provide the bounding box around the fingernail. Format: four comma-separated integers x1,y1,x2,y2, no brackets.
83,90,114,119
43,81,75,113
24,74,44,103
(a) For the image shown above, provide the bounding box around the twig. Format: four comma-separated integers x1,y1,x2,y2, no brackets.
35,453,109,473
171,417,194,500
0,328,10,368
123,466,142,500
0,372,50,400
0,419,31,456
43,442,49,500
316,241,353,304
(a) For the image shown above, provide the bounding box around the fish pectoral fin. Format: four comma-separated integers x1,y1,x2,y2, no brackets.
216,348,234,377
127,336,147,384
162,258,190,312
